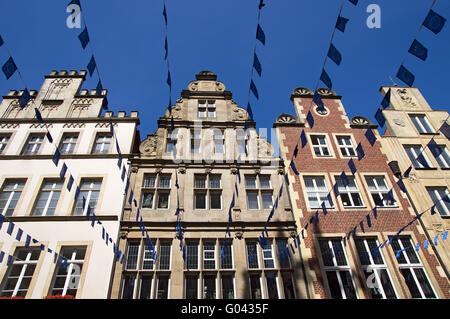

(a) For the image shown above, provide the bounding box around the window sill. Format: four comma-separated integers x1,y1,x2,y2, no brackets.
342,206,368,210
374,206,400,209
5,215,118,222
440,167,450,170
419,133,439,136
414,167,438,171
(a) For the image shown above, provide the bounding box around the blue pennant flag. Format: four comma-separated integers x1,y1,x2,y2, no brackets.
87,55,96,77
423,9,446,34
293,145,299,158
348,0,358,5
403,166,412,178
246,102,254,121
335,16,349,32
366,214,372,228
46,132,53,143
74,185,80,203
321,201,328,216
340,171,349,186
96,80,103,95
374,108,385,127
333,183,340,197
256,24,266,45
356,143,365,160
166,70,171,88
164,36,168,60
6,222,14,235
171,115,175,131
348,158,357,175
59,163,67,180
34,108,44,123
408,39,428,61
258,0,265,10
327,43,342,66
320,69,332,90
68,0,81,6
19,88,31,109
162,4,168,25
359,220,365,233
67,175,74,192
250,80,259,99
0,35,3,47
52,148,61,167
234,181,239,197
427,139,442,158
313,91,325,112
253,53,262,77
78,27,90,49
443,231,448,240
2,56,17,80
284,174,290,186
128,190,133,205
381,88,391,109
396,65,415,87
301,129,307,148
0,213,4,231
397,179,407,193
365,128,376,146
290,161,299,175
121,165,126,181
306,111,314,128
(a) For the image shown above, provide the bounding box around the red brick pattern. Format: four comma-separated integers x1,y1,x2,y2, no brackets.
279,97,449,299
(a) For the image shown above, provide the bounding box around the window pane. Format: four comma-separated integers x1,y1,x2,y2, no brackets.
221,276,234,299
142,192,154,209
194,176,206,188
250,275,262,299
276,240,290,268
185,276,198,299
158,176,171,188
282,273,295,299
401,269,422,298
186,243,198,270
247,192,259,210
157,192,169,209
203,276,216,299
379,269,397,299
339,270,357,299
220,243,233,269
121,275,135,299
210,192,221,209
195,192,206,209
247,243,258,269
266,274,278,299
413,268,436,298
259,176,271,189
156,276,169,299
139,276,152,299
143,176,156,188
245,177,257,189
158,243,171,270
125,244,139,270
209,176,221,189
261,193,273,209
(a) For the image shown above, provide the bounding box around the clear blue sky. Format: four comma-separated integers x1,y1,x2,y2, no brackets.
0,0,449,140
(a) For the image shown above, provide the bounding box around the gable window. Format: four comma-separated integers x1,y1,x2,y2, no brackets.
390,237,436,299
409,114,435,134
0,134,10,154
166,131,177,153
92,134,112,154
426,187,449,216
337,136,356,157
355,238,397,299
59,133,78,155
365,176,396,207
198,100,216,118
429,144,450,169
49,247,86,297
33,180,63,216
0,248,41,298
404,145,432,169
319,238,357,299
304,176,333,209
22,134,45,155
311,135,330,157
0,179,26,217
335,175,364,208
73,179,102,215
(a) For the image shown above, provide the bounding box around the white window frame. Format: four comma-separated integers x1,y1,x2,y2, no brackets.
202,275,217,299
185,242,200,270
249,274,265,299
262,242,275,269
213,130,225,154
335,176,364,208
158,242,172,270
219,242,234,270
264,272,280,299
320,239,358,299
356,238,398,299
430,145,450,169
410,114,435,134
142,244,156,270
365,176,396,207
184,275,199,299
125,242,141,271
220,274,236,299
304,176,333,209
155,275,170,299
393,237,437,299
427,187,450,216
33,180,63,216
59,133,78,155
51,247,86,297
404,145,432,169
194,175,222,210
247,242,260,269
311,135,331,157
0,135,10,154
337,136,356,157
92,133,112,154
166,131,177,153
22,134,44,155
120,274,137,299
0,180,25,216
74,179,102,216
190,131,201,154
137,275,153,299
203,242,216,270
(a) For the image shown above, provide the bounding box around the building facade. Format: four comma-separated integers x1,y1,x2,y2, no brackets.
0,70,140,298
377,86,449,286
109,71,305,299
274,87,449,299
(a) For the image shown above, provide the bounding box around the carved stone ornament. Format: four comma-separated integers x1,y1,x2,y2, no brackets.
120,231,128,240
408,174,418,183
317,88,336,96
289,231,297,239
276,114,297,123
351,116,371,126
393,118,406,127
292,87,314,96
432,223,444,233
215,82,225,92
188,81,199,91
139,135,158,155
178,166,186,174
235,230,244,240
397,88,417,108
233,107,248,120
230,167,238,174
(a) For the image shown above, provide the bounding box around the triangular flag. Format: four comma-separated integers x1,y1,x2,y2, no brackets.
381,88,391,109
46,131,53,143
356,143,365,161
256,24,266,45
87,55,97,77
423,9,446,34
327,43,342,66
253,53,262,77
78,27,90,49
52,148,61,166
365,128,376,146
2,56,17,80
290,161,299,175
396,65,415,87
320,69,332,89
306,111,314,128
335,16,349,32
374,108,385,127
408,39,428,61
18,88,31,109
301,129,307,148
250,80,259,99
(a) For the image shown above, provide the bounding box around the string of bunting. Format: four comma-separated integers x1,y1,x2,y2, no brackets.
162,0,175,131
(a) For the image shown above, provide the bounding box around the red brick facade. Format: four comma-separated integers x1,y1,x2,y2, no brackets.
276,89,448,299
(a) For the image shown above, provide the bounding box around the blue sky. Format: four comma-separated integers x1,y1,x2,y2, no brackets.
0,0,449,140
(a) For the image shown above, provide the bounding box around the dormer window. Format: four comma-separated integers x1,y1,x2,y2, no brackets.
198,100,216,118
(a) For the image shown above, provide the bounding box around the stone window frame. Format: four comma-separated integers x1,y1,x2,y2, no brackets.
408,114,435,134
198,99,216,119
245,175,273,211
403,144,433,169
141,173,172,210
193,174,222,211
21,132,46,155
361,173,399,209
58,132,80,155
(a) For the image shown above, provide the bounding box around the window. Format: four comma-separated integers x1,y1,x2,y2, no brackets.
404,145,432,169
50,247,86,297
365,176,396,207
262,242,275,269
0,249,40,298
120,239,171,299
311,135,330,157
246,242,259,269
245,175,273,210
203,275,216,299
185,242,199,270
59,133,78,154
335,176,364,208
304,176,333,209
73,179,102,215
33,180,63,216
337,136,356,157
236,130,248,155
390,237,436,298
221,275,234,299
214,130,224,154
429,144,450,169
319,239,357,299
198,100,216,118
92,134,111,154
141,174,171,210
203,242,216,270
426,187,450,216
185,275,198,299
22,134,44,155
276,240,291,268
410,114,435,134
355,238,397,299
0,180,25,216
281,273,296,299
220,242,233,269
191,131,201,154
0,135,10,154
265,273,279,299
166,130,177,153
194,175,222,210
249,275,263,299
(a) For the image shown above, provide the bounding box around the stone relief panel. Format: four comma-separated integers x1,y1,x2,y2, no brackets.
396,88,418,108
